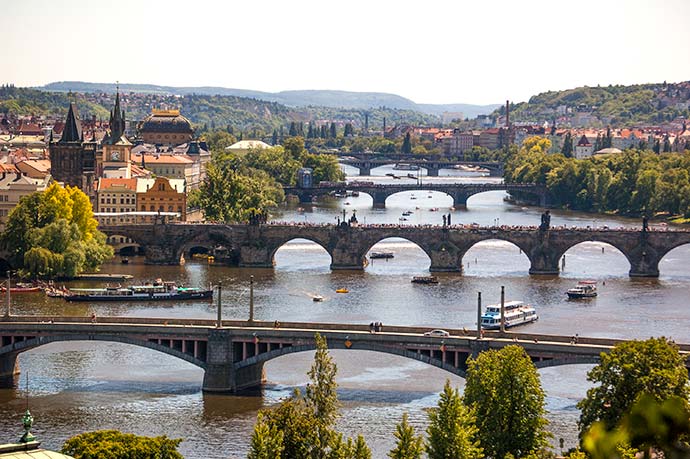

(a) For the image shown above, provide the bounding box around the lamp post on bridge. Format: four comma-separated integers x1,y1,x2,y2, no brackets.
4,270,10,317
500,285,506,333
216,281,222,328
249,275,255,323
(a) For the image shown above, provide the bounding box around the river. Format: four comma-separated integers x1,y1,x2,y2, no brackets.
1,165,689,457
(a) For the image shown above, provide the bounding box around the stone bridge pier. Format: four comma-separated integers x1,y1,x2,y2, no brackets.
425,164,440,177
202,329,266,393
0,352,19,388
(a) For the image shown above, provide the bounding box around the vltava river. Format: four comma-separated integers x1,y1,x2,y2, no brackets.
2,165,689,457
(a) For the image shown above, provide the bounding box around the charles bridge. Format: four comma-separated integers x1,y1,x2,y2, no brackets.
98,222,690,277
3,316,687,393
283,182,545,207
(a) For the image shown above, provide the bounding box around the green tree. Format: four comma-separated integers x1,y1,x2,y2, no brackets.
426,380,482,459
578,338,690,438
248,413,285,459
260,392,315,459
389,413,424,459
1,183,112,278
329,122,337,139
562,132,574,157
463,345,550,458
584,394,690,459
306,333,340,456
61,430,183,459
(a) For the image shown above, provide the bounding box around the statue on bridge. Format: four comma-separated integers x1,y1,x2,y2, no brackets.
539,210,551,231
642,215,649,233
248,209,267,225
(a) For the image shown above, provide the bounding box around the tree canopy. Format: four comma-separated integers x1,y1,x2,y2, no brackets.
61,430,183,459
1,183,113,278
463,344,550,458
506,137,690,217
578,337,690,438
426,380,482,459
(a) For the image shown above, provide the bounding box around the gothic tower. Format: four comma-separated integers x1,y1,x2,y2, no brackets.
49,102,96,193
100,89,132,178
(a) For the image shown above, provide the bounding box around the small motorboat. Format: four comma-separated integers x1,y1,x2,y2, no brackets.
567,281,598,299
402,211,413,216
121,257,129,264
312,295,324,302
370,251,394,259
335,288,349,294
411,276,439,285
1,283,41,293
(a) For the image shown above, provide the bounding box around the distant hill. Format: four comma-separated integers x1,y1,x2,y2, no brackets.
495,81,690,126
0,85,438,132
40,81,500,118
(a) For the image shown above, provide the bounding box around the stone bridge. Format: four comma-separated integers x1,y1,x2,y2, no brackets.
284,182,545,207
4,316,681,393
98,223,690,277
339,157,504,177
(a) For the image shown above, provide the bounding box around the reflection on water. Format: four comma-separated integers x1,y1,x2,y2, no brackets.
2,172,689,457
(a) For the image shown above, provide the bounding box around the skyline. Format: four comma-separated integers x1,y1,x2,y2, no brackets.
2,0,689,105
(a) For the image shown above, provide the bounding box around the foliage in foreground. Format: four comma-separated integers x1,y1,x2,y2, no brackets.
584,394,690,459
248,333,371,459
1,183,113,278
61,429,183,459
388,413,424,459
463,345,550,458
426,380,482,459
577,337,689,438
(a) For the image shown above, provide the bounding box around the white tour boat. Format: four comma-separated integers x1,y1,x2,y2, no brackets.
480,300,538,329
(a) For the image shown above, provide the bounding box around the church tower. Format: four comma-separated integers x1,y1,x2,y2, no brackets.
49,102,96,194
100,89,132,178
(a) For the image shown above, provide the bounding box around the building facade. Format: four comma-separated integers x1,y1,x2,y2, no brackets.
138,109,194,145
136,176,186,220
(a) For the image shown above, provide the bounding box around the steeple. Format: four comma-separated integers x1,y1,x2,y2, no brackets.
58,103,83,143
109,88,126,141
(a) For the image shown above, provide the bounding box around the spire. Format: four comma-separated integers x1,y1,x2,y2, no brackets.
58,102,83,143
109,87,125,141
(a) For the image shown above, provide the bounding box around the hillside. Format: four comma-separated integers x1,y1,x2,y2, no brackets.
40,81,499,118
0,85,437,132
499,81,690,126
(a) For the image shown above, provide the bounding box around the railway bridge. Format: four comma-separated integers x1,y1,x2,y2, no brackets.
98,223,690,277
3,316,681,393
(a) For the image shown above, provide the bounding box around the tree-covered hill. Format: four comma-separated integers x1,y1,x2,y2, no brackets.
0,85,438,132
496,81,690,126
39,81,500,118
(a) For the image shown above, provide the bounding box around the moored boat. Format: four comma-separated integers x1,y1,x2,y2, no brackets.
63,281,213,302
411,276,438,284
0,283,41,293
370,251,394,259
566,281,598,299
480,300,538,329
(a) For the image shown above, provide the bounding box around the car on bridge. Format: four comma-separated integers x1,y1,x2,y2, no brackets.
424,329,450,337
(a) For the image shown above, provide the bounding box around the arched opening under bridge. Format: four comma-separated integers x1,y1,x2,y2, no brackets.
273,238,332,271
385,190,453,209
658,243,690,280
559,241,630,279
15,340,205,391
465,190,511,212
462,239,531,276
364,237,431,274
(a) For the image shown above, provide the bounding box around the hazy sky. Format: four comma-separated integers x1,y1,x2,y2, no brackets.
2,0,689,105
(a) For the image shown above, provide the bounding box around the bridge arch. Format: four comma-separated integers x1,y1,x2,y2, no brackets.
1,334,208,372
555,239,635,277
236,341,466,378
272,237,332,269
461,238,532,275
657,242,690,278
361,235,435,268
106,234,142,255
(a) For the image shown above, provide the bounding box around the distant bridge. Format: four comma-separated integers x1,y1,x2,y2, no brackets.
338,156,504,177
283,182,546,208
96,223,690,277
4,316,683,393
